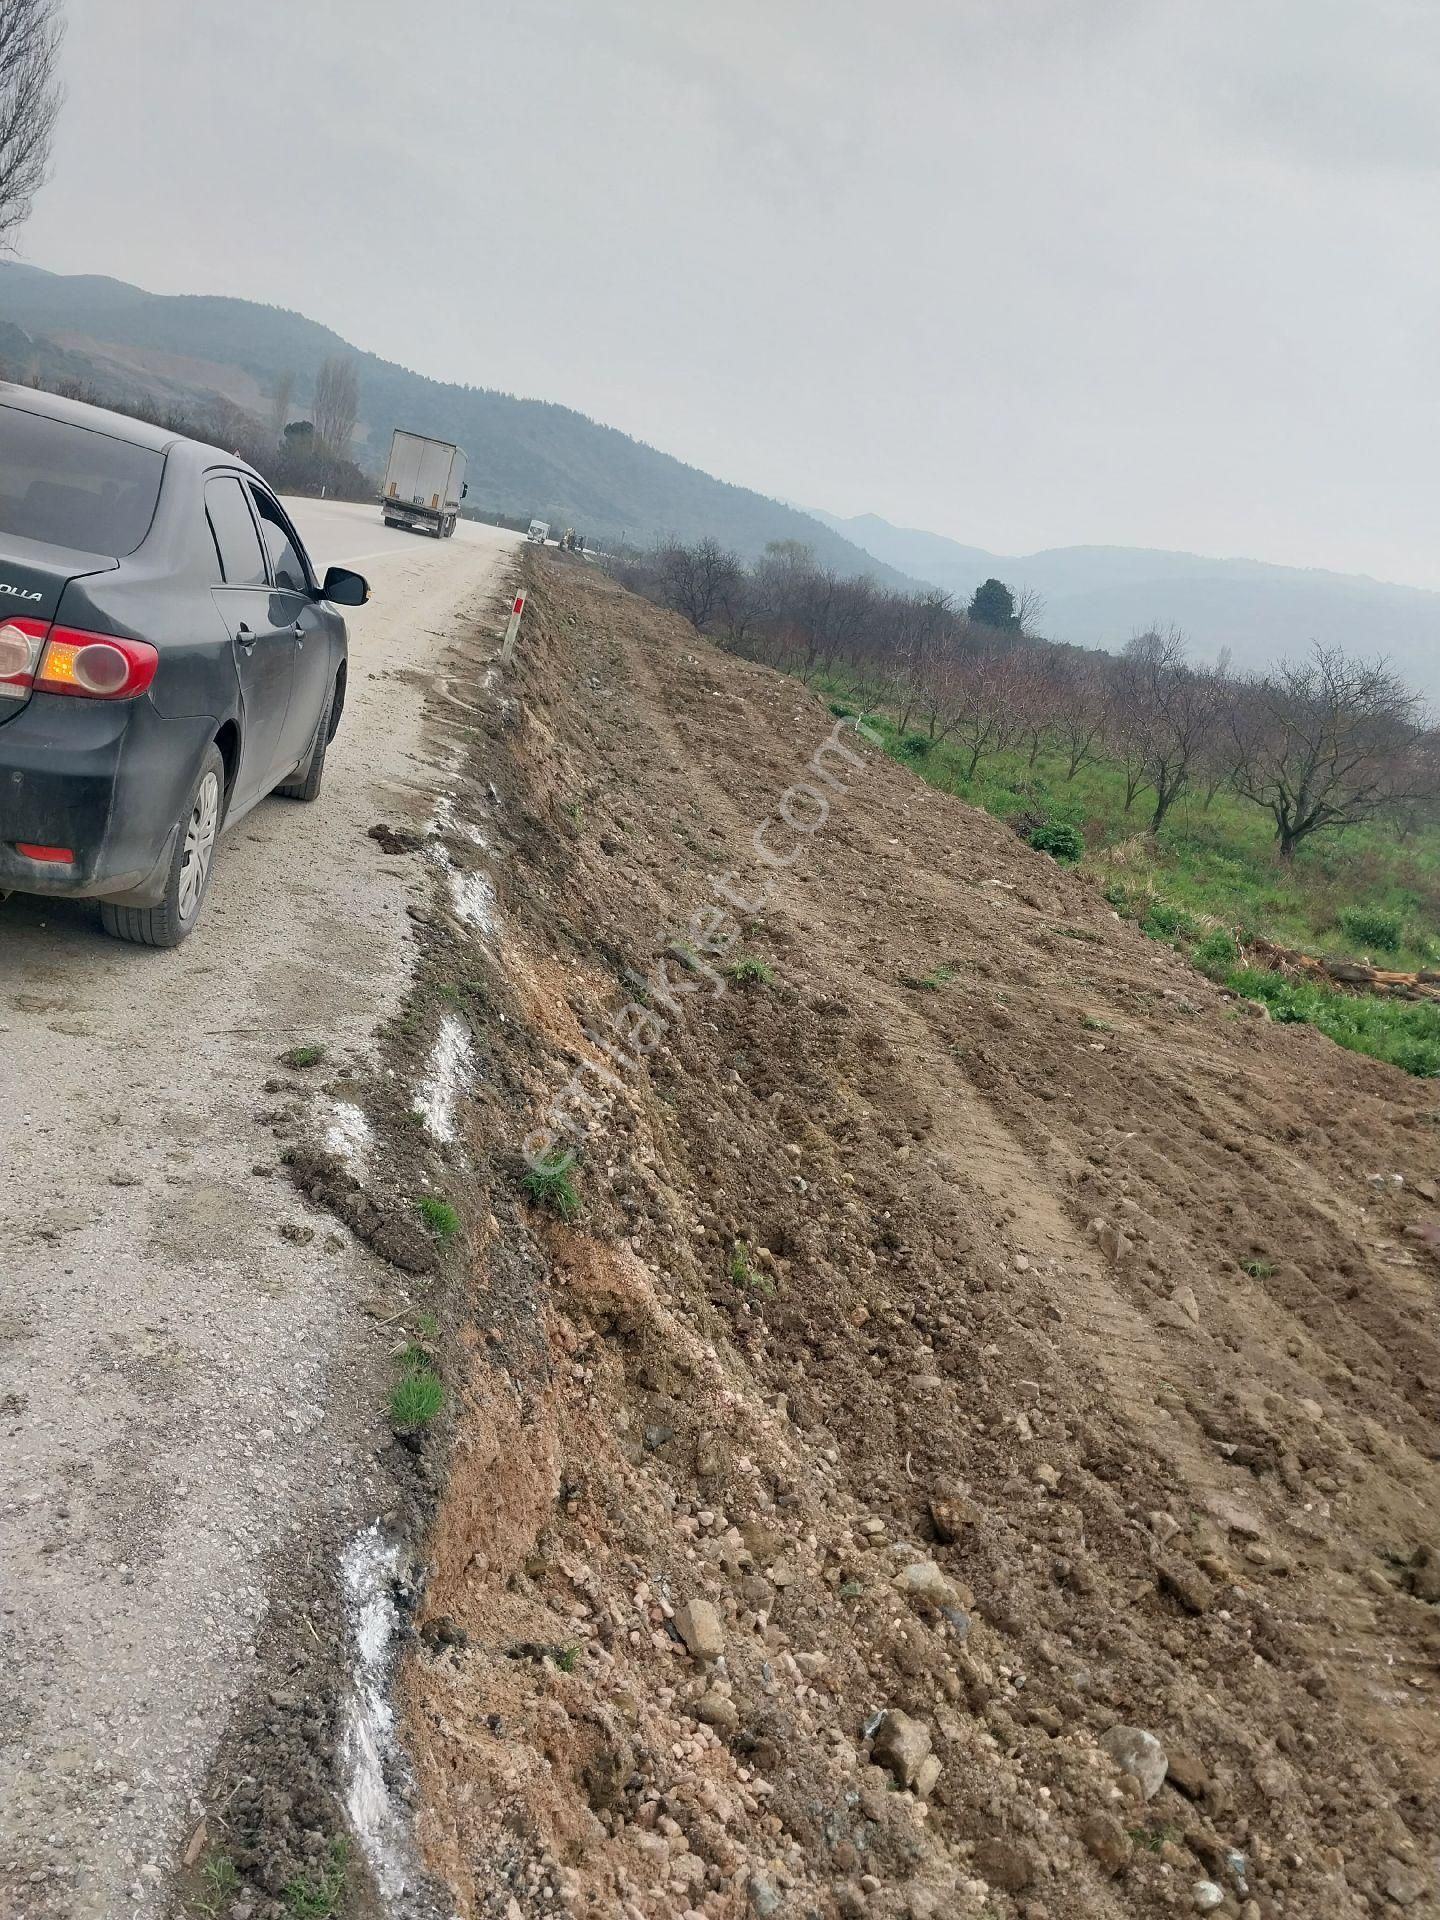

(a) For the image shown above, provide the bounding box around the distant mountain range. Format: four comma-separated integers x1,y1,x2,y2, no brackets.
0,262,906,584
814,511,1440,700
3,263,1434,700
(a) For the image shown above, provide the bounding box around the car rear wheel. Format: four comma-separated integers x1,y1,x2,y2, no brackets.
99,744,225,948
275,678,335,803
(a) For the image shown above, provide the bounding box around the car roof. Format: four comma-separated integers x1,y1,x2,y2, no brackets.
0,382,260,474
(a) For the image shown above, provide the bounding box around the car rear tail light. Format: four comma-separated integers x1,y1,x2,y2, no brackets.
33,629,159,701
14,842,74,864
0,619,48,701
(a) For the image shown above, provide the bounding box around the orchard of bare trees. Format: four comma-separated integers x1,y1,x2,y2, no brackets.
617,537,1440,857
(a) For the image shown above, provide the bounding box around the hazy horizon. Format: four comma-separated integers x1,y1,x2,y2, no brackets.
14,0,1440,592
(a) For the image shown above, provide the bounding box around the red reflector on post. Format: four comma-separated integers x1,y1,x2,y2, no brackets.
513,594,525,614
15,843,74,864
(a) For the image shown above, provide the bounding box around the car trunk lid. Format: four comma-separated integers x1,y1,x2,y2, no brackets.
0,536,116,725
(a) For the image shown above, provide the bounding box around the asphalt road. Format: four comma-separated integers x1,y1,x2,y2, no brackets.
0,502,520,1917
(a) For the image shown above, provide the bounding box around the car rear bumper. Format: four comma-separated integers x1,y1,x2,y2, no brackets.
0,694,210,903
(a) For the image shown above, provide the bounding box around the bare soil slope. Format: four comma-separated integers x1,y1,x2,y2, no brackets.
385,556,1440,1920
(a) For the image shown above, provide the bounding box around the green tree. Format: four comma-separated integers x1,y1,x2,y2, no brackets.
968,577,1018,629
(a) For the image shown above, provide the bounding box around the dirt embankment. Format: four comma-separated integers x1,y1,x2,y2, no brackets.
303,553,1440,1920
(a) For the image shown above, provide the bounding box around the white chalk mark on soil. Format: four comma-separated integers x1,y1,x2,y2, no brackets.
415,1015,474,1143
339,1525,417,1906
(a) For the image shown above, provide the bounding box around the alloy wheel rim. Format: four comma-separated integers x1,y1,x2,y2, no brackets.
177,772,220,921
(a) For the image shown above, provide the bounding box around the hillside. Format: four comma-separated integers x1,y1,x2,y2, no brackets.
0,262,906,581
816,509,1440,700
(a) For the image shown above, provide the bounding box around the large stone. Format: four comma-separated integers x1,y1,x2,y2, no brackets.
1203,1492,1265,1539
1099,1724,1169,1801
748,1874,782,1917
674,1597,725,1661
929,1494,981,1543
974,1838,1033,1892
1157,1556,1217,1615
894,1559,961,1612
1165,1748,1210,1800
871,1709,932,1788
1383,1858,1431,1907
694,1690,738,1735
1170,1284,1201,1325
1080,1812,1131,1876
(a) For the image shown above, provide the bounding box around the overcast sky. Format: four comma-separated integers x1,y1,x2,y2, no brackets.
18,0,1440,587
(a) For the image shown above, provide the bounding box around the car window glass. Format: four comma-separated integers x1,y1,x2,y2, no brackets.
204,475,268,586
248,486,309,593
0,404,164,556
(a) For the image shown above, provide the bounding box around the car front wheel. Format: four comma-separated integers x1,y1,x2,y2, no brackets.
99,744,225,948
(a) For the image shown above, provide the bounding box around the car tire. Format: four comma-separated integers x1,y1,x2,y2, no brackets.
275,679,335,803
99,744,225,949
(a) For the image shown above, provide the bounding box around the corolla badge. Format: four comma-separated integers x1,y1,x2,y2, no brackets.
0,585,43,601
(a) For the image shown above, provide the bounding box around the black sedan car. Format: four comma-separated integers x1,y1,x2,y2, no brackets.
0,388,368,945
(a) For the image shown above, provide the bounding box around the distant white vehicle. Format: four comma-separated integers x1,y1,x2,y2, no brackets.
526,519,549,545
381,430,467,538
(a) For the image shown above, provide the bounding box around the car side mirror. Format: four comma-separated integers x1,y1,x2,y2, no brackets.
321,565,370,607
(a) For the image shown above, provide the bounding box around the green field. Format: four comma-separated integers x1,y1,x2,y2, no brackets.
820,685,1440,1079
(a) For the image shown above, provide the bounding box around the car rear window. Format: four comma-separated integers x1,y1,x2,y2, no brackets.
0,403,164,556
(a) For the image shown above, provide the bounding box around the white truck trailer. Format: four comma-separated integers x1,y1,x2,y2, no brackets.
381,430,467,538
526,518,550,545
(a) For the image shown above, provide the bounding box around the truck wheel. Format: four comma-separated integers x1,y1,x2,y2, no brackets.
276,679,335,803
99,745,225,948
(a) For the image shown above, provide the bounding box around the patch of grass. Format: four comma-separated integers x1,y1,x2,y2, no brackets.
1338,905,1403,954
563,798,584,824
194,1852,242,1918
899,733,933,758
415,1194,461,1239
1140,900,1198,943
281,1043,326,1070
555,1643,580,1673
389,1367,444,1429
521,1161,581,1219
728,1239,776,1296
726,955,775,986
1028,820,1085,864
1192,928,1240,979
1241,1257,1275,1278
828,700,855,718
282,1837,348,1919
900,961,957,992
1225,966,1440,1076
1081,1015,1114,1033
416,1310,440,1339
1055,924,1103,944
839,1579,865,1600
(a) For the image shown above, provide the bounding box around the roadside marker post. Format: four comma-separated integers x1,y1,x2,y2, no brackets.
500,589,527,664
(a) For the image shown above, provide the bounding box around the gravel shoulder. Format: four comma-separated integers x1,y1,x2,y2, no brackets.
0,504,520,1918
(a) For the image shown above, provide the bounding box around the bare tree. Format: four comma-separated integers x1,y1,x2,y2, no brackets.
1051,656,1109,780
1114,628,1227,834
927,646,1023,777
1015,584,1047,638
311,354,360,455
268,369,295,446
1229,644,1425,859
655,537,742,631
0,0,63,250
